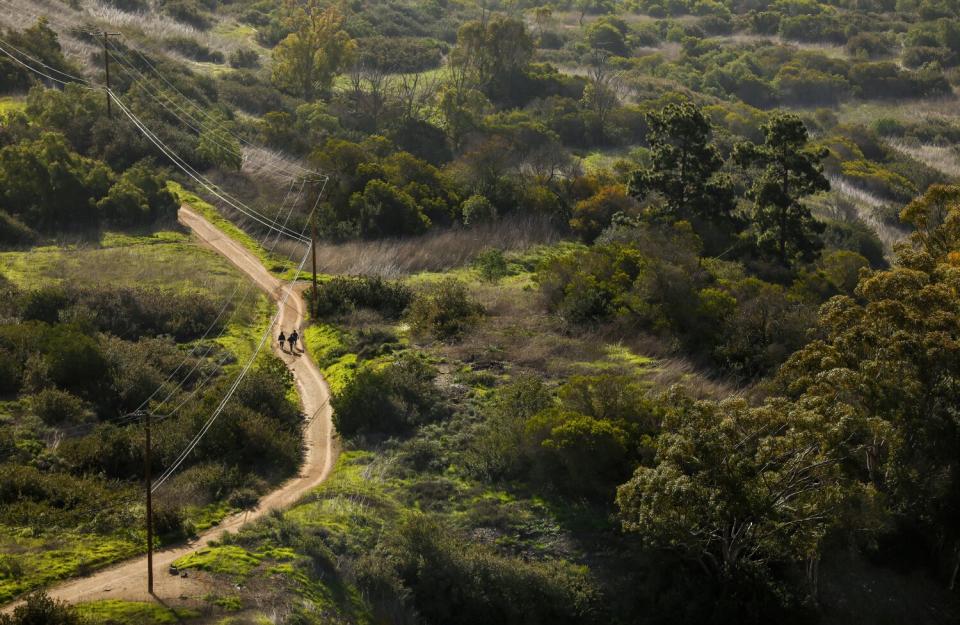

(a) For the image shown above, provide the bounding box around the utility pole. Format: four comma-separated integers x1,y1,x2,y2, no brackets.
311,207,318,317
101,32,120,118
142,410,154,595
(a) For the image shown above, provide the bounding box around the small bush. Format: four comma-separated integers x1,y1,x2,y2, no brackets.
164,36,224,63
228,48,260,69
29,388,92,426
0,592,85,625
161,0,211,29
407,279,483,342
473,248,509,282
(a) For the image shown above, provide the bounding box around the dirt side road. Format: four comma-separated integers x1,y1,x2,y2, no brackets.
3,206,337,608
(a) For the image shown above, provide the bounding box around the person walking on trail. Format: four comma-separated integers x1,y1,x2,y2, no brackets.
289,329,300,353
278,330,286,352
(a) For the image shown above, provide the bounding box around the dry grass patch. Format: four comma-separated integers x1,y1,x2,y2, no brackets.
277,215,561,277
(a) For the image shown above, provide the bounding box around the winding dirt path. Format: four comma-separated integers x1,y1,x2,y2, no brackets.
5,206,338,608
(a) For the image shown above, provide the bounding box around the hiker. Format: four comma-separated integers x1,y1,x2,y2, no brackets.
278,330,286,352
289,329,299,352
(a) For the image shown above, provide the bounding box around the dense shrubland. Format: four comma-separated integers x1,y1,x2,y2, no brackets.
5,0,960,622
0,276,302,542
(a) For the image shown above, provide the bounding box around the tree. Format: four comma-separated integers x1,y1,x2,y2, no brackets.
97,162,178,228
196,115,242,171
734,114,829,266
533,5,554,39
585,20,628,56
778,184,960,587
569,185,637,242
0,132,111,231
349,179,430,238
628,102,736,231
616,389,867,588
0,19,79,93
450,15,534,104
271,1,355,100
580,53,623,135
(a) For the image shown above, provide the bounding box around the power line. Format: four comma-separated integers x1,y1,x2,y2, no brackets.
0,42,318,440
105,41,310,181
0,26,333,500
152,176,327,492
121,42,313,175
109,89,312,243
145,178,307,419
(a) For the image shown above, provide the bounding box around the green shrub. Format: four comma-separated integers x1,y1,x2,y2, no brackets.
355,36,447,72
310,275,412,319
408,279,483,342
473,248,509,282
164,36,224,63
381,515,603,625
460,194,497,226
161,0,211,29
467,375,553,480
28,388,92,426
228,48,260,69
0,592,85,625
332,353,443,437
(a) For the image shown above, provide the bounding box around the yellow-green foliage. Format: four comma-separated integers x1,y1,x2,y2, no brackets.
0,533,141,603
173,545,263,577
216,293,273,368
76,600,199,624
598,344,657,374
840,159,916,199
184,500,239,533
0,96,25,113
0,230,239,295
304,324,357,393
173,544,296,579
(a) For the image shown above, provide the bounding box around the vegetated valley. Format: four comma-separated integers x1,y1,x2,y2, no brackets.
1,0,960,623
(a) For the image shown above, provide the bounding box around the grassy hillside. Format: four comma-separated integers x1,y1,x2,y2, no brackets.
4,0,960,624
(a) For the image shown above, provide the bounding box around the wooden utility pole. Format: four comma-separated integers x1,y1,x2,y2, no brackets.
101,32,120,118
311,209,318,316
143,410,154,595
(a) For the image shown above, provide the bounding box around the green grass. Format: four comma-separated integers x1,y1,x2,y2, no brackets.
0,96,25,113
76,600,199,624
0,230,239,296
0,533,141,604
173,545,262,577
303,324,358,394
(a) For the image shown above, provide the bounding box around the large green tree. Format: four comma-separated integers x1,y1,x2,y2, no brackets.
734,113,829,266
628,102,736,234
616,389,870,586
450,15,534,104
271,0,355,101
778,184,960,588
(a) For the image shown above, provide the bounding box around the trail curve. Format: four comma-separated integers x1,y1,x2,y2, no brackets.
4,205,337,608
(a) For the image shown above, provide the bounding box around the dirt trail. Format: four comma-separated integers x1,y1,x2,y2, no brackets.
4,206,337,608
